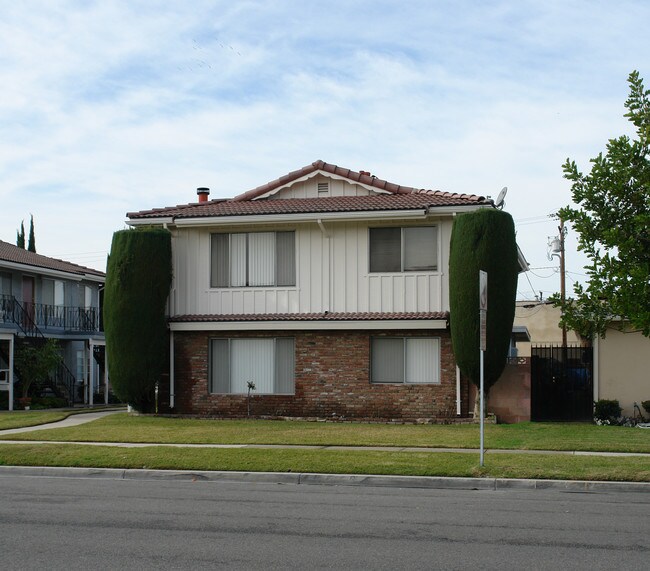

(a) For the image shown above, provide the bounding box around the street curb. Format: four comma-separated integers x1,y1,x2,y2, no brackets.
1,465,649,493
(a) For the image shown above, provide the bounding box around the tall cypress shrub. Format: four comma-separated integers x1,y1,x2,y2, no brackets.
449,209,519,412
104,227,172,412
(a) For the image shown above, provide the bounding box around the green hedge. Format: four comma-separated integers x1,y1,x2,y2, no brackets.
104,227,172,412
449,208,519,393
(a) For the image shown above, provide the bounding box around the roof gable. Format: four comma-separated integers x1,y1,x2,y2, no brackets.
127,160,488,221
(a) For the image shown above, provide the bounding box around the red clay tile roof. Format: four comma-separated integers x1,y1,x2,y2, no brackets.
0,240,105,278
129,194,485,219
128,160,487,220
169,312,449,323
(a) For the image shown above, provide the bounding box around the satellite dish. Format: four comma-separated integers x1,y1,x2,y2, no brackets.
494,187,507,210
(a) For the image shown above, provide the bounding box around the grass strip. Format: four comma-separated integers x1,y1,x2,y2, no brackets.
9,414,650,454
0,411,71,430
0,443,649,482
0,407,125,431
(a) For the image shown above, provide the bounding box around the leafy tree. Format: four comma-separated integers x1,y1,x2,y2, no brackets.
553,71,650,337
103,227,172,412
27,214,36,252
16,221,25,249
14,339,61,399
449,208,520,414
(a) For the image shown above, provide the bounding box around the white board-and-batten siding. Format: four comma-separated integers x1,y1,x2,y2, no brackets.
168,218,452,317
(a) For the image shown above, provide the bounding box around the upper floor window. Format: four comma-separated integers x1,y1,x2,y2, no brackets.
211,231,296,288
84,285,93,309
42,279,65,307
369,226,437,273
0,272,11,297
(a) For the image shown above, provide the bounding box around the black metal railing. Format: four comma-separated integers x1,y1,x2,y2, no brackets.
1,294,99,333
1,296,83,405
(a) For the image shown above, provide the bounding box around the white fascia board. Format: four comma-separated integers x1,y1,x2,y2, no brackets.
0,260,104,283
127,217,174,227
426,205,484,216
169,319,447,332
171,209,428,227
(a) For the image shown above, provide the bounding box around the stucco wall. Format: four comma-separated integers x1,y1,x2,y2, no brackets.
513,302,583,356
597,327,650,417
469,359,531,423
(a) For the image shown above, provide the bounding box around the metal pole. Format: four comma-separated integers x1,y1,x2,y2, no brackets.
559,218,567,349
479,350,485,466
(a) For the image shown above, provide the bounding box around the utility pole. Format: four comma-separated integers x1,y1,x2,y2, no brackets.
559,217,567,349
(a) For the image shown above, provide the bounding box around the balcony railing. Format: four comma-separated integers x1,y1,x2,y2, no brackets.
0,294,101,333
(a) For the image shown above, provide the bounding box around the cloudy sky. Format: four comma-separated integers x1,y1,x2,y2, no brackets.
1,1,647,300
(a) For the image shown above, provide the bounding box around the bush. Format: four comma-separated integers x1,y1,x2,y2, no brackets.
642,401,650,416
33,396,68,409
594,399,622,424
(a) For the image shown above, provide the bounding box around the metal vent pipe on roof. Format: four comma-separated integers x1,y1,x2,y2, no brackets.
197,187,210,203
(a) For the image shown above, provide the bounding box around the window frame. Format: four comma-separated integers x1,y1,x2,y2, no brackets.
42,279,65,307
209,337,296,395
368,225,438,273
210,230,296,288
370,336,441,385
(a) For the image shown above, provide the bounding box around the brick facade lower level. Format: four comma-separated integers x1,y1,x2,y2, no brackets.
168,328,465,421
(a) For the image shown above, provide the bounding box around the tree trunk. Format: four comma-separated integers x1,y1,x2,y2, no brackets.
473,386,490,419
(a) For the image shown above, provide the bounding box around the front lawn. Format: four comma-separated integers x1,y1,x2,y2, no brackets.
7,414,650,453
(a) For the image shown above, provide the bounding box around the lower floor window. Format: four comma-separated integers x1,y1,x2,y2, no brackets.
371,337,440,384
210,338,295,394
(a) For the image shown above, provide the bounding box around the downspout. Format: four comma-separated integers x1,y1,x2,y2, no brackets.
104,349,109,405
89,339,94,406
169,330,175,409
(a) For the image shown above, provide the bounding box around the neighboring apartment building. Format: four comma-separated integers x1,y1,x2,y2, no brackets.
0,240,107,410
127,160,526,420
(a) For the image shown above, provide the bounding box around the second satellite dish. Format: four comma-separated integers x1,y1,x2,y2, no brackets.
493,187,507,209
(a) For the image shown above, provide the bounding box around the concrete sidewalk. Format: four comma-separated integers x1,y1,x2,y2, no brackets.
0,410,123,436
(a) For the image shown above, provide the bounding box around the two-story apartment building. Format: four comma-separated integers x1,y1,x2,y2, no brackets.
0,240,108,410
127,160,522,420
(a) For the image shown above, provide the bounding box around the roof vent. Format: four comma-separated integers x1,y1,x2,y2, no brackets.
317,182,329,195
197,187,210,203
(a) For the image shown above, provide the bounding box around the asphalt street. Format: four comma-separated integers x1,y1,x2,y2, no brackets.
0,472,648,570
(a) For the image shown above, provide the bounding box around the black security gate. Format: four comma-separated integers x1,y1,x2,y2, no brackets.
531,345,593,421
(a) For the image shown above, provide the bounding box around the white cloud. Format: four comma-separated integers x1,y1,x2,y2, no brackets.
0,0,648,299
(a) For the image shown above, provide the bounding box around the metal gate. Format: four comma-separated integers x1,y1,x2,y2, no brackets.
531,345,593,421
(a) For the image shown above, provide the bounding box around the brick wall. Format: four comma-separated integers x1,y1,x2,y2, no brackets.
168,329,461,421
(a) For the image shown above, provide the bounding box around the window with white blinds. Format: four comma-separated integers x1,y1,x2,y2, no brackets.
43,279,65,307
211,231,296,287
209,338,295,394
370,337,440,384
369,226,437,272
